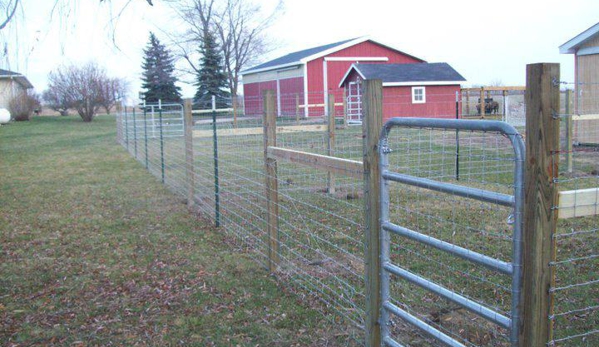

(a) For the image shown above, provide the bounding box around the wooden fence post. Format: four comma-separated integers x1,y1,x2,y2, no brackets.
116,101,123,143
343,88,348,128
480,87,485,118
565,89,573,173
263,90,280,272
362,79,383,347
520,63,560,347
233,94,238,129
327,93,336,194
465,89,470,115
295,93,300,124
184,98,195,210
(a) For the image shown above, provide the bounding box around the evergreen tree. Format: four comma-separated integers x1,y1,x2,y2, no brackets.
141,32,182,103
194,31,230,109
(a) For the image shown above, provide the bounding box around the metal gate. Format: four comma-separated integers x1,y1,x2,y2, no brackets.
347,81,363,124
378,118,525,347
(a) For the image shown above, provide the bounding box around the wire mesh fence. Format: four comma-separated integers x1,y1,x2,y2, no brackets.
115,71,598,347
378,94,523,347
552,82,599,347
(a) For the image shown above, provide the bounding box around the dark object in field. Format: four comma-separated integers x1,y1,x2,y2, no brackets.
476,98,499,115
346,192,360,200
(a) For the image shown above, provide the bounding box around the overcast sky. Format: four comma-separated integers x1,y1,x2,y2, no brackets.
3,0,599,102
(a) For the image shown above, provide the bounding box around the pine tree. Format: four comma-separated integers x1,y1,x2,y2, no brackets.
141,32,182,103
194,31,230,109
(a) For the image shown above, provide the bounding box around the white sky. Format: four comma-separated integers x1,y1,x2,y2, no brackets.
4,0,599,102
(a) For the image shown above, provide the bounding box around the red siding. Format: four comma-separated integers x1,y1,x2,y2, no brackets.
243,80,277,116
279,77,304,116
306,40,424,116
382,85,461,121
242,78,305,116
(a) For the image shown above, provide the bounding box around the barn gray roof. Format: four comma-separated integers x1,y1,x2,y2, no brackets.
243,38,356,74
241,37,424,75
0,69,34,89
339,63,466,87
559,21,599,55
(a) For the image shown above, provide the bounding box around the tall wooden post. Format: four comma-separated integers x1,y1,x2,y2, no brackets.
295,93,300,124
520,63,560,347
263,90,279,272
327,93,336,194
565,89,573,173
503,90,508,121
480,87,486,118
343,88,348,128
116,101,123,143
184,98,195,210
465,89,470,115
233,95,238,129
362,79,383,347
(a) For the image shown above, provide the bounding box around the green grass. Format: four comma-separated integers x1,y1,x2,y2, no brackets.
0,115,350,347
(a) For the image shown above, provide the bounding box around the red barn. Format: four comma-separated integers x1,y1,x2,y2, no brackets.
339,63,466,122
241,37,424,117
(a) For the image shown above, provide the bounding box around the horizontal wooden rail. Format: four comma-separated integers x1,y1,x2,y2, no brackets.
192,108,234,114
461,86,526,92
299,102,344,109
571,114,599,121
558,187,599,219
266,146,363,179
193,124,326,138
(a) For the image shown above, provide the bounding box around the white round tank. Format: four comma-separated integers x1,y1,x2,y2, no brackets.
0,108,10,124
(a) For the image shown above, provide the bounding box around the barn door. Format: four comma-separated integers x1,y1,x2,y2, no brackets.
346,81,362,124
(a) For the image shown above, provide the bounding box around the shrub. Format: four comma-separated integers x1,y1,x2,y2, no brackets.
8,93,40,121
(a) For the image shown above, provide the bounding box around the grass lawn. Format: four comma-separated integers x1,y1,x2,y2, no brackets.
0,115,345,347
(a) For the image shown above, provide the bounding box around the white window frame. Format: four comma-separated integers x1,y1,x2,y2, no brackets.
412,86,426,104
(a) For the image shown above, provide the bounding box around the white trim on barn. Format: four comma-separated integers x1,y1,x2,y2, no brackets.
242,65,302,84
324,56,389,62
383,81,464,87
560,22,599,54
241,62,302,75
338,64,366,88
299,37,370,64
303,63,309,117
577,46,599,56
411,86,426,103
323,59,328,115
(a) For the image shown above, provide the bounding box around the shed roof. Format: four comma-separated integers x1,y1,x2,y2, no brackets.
339,63,466,87
0,68,34,89
242,37,424,75
559,21,599,54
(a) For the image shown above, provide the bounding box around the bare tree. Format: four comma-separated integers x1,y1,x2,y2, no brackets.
42,88,70,116
46,62,125,122
0,0,19,31
98,77,128,114
214,0,281,100
174,0,282,98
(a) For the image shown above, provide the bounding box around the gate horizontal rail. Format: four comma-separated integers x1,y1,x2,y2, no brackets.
379,117,525,347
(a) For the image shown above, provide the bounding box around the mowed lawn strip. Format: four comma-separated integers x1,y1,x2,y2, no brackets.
0,116,344,347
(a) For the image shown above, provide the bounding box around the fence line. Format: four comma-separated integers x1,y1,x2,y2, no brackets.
116,69,598,346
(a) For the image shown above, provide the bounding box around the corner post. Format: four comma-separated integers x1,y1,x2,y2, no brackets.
565,89,573,173
184,98,195,210
362,79,383,347
327,93,336,194
520,63,560,347
263,90,279,272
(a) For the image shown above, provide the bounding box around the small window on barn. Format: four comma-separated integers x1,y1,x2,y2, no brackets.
412,86,426,104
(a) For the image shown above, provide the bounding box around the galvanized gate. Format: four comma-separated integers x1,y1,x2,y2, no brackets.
378,118,525,347
347,81,363,124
